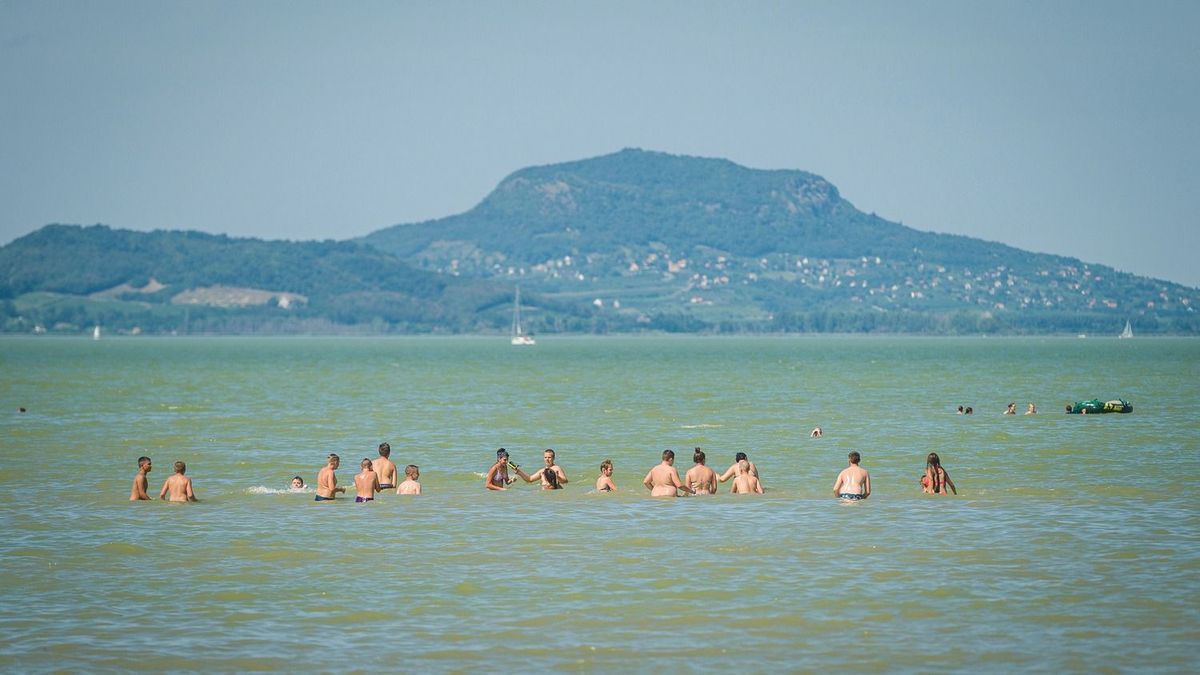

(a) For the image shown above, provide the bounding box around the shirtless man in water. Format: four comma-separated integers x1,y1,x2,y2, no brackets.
833,451,871,501
159,461,197,502
718,452,760,492
518,448,569,490
316,454,346,501
730,459,763,494
684,448,717,495
643,450,693,497
130,456,152,500
485,449,531,491
373,443,398,490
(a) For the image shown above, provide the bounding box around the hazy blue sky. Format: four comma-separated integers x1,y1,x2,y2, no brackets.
2,0,1197,286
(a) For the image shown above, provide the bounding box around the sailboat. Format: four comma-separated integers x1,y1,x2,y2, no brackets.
511,287,535,345
1119,320,1133,339
92,325,101,341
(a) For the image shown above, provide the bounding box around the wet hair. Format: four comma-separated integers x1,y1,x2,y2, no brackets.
328,453,340,462
544,467,561,489
662,449,675,461
738,458,750,472
1066,404,1073,413
965,407,973,415
599,459,613,472
544,448,555,458
174,461,186,474
926,453,943,493
848,451,861,464
361,458,373,469
378,442,391,458
496,448,508,458
291,475,305,487
137,456,151,468
957,405,964,413
693,448,706,465
405,464,419,478
735,452,748,462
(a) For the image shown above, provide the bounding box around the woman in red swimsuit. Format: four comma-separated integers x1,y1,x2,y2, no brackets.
921,452,957,495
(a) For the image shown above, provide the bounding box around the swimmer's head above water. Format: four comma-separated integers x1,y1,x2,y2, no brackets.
662,449,675,464
291,476,305,489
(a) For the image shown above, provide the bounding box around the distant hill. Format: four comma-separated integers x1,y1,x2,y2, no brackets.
2,150,1196,335
363,149,1198,334
0,225,522,334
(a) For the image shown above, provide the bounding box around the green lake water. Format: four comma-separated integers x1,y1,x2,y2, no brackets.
1,336,1197,672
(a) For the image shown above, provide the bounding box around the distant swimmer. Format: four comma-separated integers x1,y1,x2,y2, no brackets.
485,449,530,491
316,453,346,501
643,449,693,497
730,459,763,495
964,407,973,415
159,460,197,502
595,459,616,492
1025,402,1037,415
517,448,569,490
684,448,717,495
833,451,870,501
290,476,305,490
810,426,823,438
396,465,421,495
374,443,398,490
1004,402,1017,415
921,452,957,495
718,452,760,492
956,405,964,415
130,456,152,501
354,458,380,503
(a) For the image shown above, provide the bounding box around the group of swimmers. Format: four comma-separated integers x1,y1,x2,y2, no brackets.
132,439,958,503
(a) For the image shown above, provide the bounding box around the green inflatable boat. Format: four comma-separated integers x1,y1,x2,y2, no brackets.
1068,398,1133,414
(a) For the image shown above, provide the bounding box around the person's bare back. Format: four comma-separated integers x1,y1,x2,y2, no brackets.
374,443,398,488
354,459,379,501
159,461,196,502
643,450,690,497
685,464,717,495
396,465,421,495
833,451,870,500
731,460,763,494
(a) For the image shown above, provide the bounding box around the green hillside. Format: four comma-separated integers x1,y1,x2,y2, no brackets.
0,225,522,334
363,149,1198,334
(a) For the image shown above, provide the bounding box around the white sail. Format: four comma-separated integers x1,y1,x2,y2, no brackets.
92,325,101,340
1119,320,1133,339
511,287,535,345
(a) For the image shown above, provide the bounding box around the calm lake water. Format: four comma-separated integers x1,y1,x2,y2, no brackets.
1,336,1197,672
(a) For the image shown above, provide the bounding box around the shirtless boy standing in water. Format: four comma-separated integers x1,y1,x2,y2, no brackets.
643,450,693,497
159,461,197,502
130,456,152,500
396,465,421,495
316,453,346,501
595,459,616,492
354,458,380,503
730,459,763,494
718,452,761,492
518,448,569,489
833,451,871,501
374,443,398,490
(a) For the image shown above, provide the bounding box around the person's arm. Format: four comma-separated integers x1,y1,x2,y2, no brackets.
754,478,764,494
642,470,654,491
833,472,844,497
159,479,170,500
671,469,693,495
485,464,506,490
414,482,422,495
944,470,956,495
185,478,197,502
372,474,380,494
554,466,568,485
863,472,871,498
513,466,536,483
717,465,735,482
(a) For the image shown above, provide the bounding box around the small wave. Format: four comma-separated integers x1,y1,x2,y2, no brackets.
247,486,311,495
680,423,723,429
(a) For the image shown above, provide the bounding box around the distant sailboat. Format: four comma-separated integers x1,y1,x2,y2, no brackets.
92,325,101,341
511,287,535,346
1119,320,1133,339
